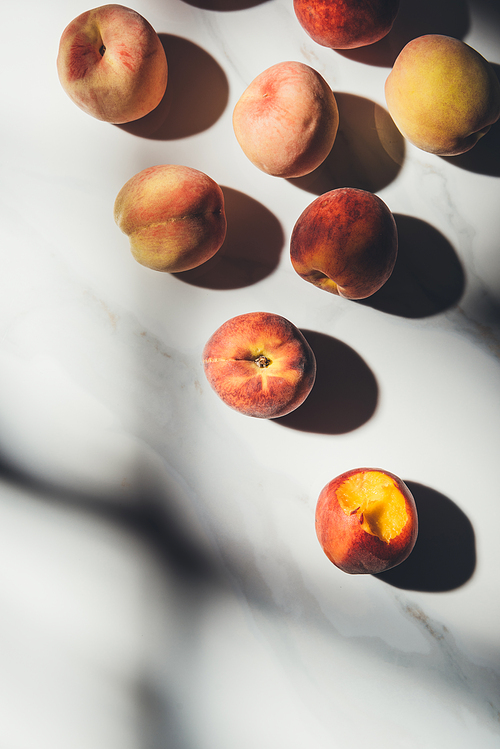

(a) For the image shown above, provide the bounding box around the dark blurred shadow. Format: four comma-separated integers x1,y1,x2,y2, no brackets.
336,0,470,67
464,288,500,334
441,118,500,177
273,330,378,434
289,93,405,195
375,481,476,591
174,187,284,289
116,34,228,139
138,679,197,749
181,0,271,8
359,214,465,318
0,454,218,586
440,65,500,177
469,0,500,29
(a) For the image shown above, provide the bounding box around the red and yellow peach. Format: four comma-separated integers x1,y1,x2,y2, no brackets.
293,0,400,50
114,164,226,272
203,312,317,418
290,187,398,300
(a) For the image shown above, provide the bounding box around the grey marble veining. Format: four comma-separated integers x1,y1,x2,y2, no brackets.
1,0,500,747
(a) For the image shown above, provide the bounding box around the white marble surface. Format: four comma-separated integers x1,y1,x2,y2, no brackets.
2,0,500,747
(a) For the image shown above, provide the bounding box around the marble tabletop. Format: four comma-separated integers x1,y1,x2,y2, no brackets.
2,0,500,747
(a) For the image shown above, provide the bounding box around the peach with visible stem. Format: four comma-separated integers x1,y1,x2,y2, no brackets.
203,312,317,418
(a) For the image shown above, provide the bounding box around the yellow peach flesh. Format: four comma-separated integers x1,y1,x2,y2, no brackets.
336,471,408,542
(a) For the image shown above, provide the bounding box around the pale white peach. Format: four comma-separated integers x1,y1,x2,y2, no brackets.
232,61,339,178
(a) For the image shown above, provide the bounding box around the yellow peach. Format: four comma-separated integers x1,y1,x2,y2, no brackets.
385,35,500,156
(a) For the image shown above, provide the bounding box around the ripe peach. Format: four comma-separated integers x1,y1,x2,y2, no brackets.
114,165,227,273
316,468,418,574
385,35,500,156
293,0,400,50
290,187,398,300
203,312,316,418
57,4,168,124
232,61,339,178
